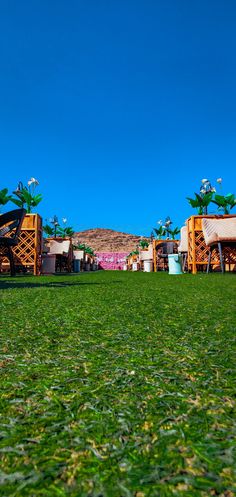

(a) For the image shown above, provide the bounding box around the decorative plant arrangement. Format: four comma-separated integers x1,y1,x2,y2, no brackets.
153,217,180,240
73,242,86,251
167,226,181,239
57,217,74,238
139,239,149,249
43,216,59,237
127,249,139,257
11,178,42,213
73,242,96,256
187,178,236,215
153,221,166,240
84,245,96,256
1,178,42,214
43,216,74,238
211,192,236,214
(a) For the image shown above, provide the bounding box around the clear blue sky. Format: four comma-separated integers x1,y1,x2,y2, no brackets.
1,0,236,235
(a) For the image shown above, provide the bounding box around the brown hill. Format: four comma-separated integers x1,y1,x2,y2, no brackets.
74,228,148,253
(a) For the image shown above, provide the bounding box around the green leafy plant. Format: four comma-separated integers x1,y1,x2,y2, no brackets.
162,217,180,240
0,188,12,210
187,191,213,215
128,249,139,257
211,193,236,214
73,243,95,256
73,243,86,251
57,226,75,237
11,178,42,213
84,246,95,256
43,224,55,237
187,178,221,215
139,239,149,249
153,217,180,240
167,226,180,239
153,226,166,239
43,216,74,238
43,215,59,237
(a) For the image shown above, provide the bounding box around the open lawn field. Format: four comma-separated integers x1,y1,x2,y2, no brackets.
0,271,236,497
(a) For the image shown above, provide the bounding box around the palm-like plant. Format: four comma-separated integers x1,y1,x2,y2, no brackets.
44,216,74,238
43,224,54,237
57,226,74,237
186,192,213,215
12,179,42,213
84,245,95,256
153,226,166,239
128,250,139,257
139,239,149,249
166,226,180,239
73,243,86,251
211,193,236,214
0,188,12,211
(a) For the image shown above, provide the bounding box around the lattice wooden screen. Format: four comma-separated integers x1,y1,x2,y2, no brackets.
0,214,42,275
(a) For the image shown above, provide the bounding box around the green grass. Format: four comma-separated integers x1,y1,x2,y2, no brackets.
0,271,236,497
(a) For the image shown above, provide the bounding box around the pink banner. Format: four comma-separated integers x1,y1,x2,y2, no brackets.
96,252,128,270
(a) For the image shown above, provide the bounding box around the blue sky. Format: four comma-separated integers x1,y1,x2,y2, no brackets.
0,0,236,236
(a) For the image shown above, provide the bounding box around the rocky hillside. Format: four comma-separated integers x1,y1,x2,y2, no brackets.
73,228,148,253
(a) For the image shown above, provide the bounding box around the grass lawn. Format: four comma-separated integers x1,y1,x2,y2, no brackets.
0,271,236,497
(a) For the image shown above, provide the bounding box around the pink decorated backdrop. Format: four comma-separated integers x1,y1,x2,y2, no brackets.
96,252,128,270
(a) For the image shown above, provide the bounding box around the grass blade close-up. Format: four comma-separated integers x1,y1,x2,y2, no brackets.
0,271,236,497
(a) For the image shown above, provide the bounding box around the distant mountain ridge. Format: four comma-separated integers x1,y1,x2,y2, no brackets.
74,228,148,253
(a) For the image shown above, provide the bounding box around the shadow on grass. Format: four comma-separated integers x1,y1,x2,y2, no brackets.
0,275,123,290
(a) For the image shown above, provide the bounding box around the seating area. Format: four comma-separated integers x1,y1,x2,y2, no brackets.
0,208,236,275
0,209,97,276
42,238,73,273
0,177,235,275
126,216,236,273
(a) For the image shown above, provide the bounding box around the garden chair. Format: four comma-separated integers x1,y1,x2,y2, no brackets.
46,238,72,272
156,241,178,271
0,208,26,276
202,217,236,273
178,226,188,271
